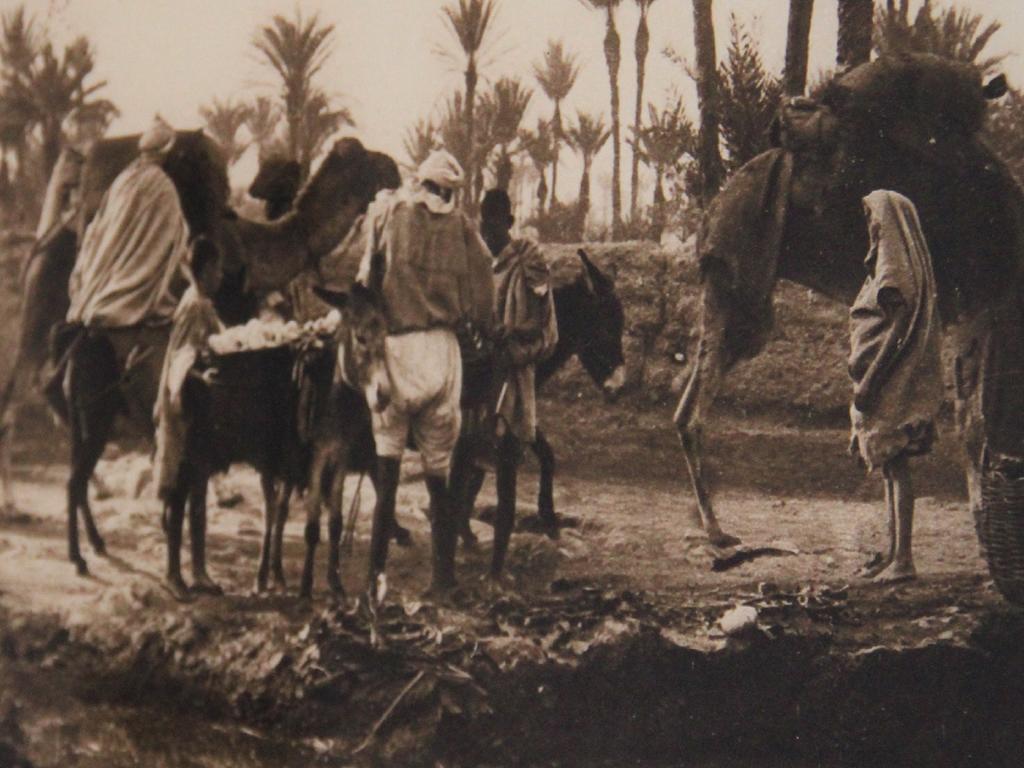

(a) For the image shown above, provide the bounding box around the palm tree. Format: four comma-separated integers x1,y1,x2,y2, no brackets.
630,0,658,221
836,0,872,71
520,119,557,217
566,111,610,238
532,39,579,210
691,0,723,205
404,117,438,169
874,1,1004,76
252,9,351,178
581,0,624,237
483,76,532,190
784,0,815,96
200,97,251,167
634,99,695,236
439,0,500,211
245,96,281,158
0,8,117,179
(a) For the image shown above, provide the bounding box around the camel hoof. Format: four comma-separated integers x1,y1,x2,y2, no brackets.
709,531,742,548
74,558,89,577
92,538,107,556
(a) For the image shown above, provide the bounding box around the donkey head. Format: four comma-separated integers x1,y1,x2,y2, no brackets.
312,282,391,414
570,249,627,400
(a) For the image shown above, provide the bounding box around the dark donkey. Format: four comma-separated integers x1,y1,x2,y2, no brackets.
163,282,391,600
452,249,626,578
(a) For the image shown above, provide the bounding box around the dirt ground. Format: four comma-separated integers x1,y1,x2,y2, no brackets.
3,396,1022,767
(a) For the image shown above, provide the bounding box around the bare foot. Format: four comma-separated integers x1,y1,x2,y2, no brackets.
166,576,193,602
855,551,890,579
871,561,916,584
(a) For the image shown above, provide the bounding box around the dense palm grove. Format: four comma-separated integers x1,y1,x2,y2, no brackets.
3,1,1024,236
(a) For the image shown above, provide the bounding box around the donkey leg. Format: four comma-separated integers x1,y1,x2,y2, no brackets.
299,458,328,600
67,399,116,573
491,434,519,580
368,457,401,602
255,473,276,593
448,436,479,548
326,461,349,598
672,285,740,548
271,481,291,590
188,471,222,595
532,428,559,538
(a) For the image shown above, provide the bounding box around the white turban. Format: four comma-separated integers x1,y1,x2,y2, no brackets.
416,150,464,188
139,115,176,155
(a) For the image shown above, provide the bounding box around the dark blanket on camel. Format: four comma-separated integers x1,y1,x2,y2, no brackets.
696,148,793,365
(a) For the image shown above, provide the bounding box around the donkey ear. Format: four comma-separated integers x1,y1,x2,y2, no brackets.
579,249,612,293
313,286,349,309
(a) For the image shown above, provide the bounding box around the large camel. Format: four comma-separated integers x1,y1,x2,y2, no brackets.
0,130,400,575
674,53,1023,549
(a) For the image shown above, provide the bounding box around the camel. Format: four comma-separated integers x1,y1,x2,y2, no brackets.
673,53,1023,550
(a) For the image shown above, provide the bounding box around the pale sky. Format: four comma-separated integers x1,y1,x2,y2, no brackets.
7,0,1023,212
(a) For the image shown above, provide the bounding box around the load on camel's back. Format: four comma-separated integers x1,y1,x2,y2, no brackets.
672,52,1024,599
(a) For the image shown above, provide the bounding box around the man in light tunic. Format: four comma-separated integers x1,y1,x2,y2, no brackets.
356,150,494,598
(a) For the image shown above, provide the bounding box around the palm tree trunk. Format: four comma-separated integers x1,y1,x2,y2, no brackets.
692,0,723,206
464,58,478,212
577,158,591,240
536,166,548,216
604,8,623,238
631,5,650,222
550,102,562,210
652,166,666,240
837,0,873,71
784,0,815,96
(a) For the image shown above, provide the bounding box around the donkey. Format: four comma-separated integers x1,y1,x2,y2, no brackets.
162,283,390,600
452,249,627,578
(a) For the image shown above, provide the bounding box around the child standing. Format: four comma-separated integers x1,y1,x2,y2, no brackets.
153,235,224,499
849,190,943,583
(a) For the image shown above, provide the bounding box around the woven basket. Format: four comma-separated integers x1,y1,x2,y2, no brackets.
979,464,1024,604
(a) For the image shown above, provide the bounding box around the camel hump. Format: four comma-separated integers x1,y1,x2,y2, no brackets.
826,52,990,136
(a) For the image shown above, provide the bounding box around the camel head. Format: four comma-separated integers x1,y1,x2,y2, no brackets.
161,129,231,242
292,137,401,259
312,281,391,414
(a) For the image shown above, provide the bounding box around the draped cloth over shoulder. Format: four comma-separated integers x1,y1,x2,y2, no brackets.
66,156,190,327
493,238,558,443
849,190,943,471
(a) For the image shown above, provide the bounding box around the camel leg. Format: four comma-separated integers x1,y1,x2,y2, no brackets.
532,428,559,538
491,434,519,580
188,470,222,595
0,406,15,512
255,473,276,593
672,282,741,548
271,481,291,590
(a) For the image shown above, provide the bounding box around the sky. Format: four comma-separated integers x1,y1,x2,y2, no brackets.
7,0,1024,214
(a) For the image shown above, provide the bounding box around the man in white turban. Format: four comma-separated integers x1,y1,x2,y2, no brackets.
355,149,494,600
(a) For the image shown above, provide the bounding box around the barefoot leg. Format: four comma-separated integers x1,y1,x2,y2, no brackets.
874,455,917,583
532,428,558,536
